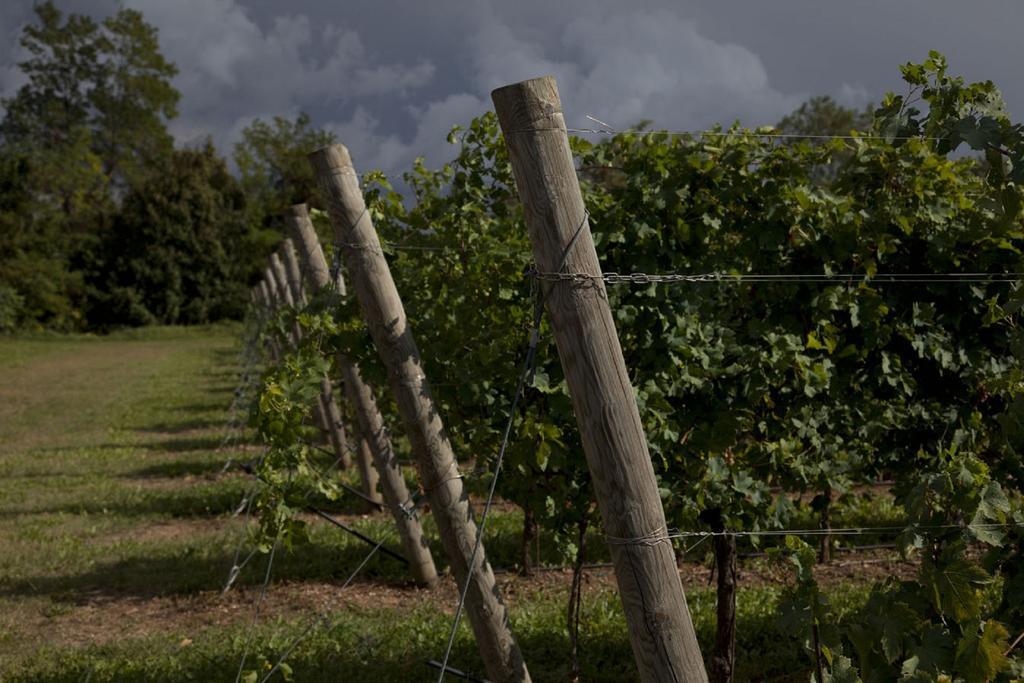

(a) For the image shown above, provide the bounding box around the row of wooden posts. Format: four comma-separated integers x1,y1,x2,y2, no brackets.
246,77,710,683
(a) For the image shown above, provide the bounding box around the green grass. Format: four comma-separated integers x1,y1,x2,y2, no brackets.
7,581,874,683
0,325,888,681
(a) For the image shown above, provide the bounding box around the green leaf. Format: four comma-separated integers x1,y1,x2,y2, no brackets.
826,654,862,683
920,557,990,622
969,481,1010,545
954,620,1009,683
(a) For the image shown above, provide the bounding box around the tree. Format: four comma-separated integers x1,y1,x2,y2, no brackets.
0,154,82,331
0,2,103,147
90,7,179,189
2,1,179,191
0,2,225,332
776,95,873,138
86,142,249,328
234,112,337,228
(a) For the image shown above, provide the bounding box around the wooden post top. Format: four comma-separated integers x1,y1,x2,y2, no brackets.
308,144,354,173
491,76,564,132
285,203,309,219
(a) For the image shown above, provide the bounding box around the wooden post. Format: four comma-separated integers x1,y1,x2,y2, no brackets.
267,254,291,306
253,283,269,326
267,252,296,348
309,145,530,683
492,76,709,683
285,203,437,586
279,240,356,474
260,270,283,361
267,253,340,460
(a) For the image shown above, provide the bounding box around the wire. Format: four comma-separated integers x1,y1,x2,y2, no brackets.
234,540,278,683
563,127,940,142
436,211,588,682
602,522,1023,547
259,533,391,683
531,270,1024,285
557,114,945,142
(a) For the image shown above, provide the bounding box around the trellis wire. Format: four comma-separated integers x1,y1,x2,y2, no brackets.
425,660,490,682
234,540,278,683
604,521,1024,549
436,211,588,682
531,270,1024,285
435,310,542,682
258,531,393,683
557,114,946,142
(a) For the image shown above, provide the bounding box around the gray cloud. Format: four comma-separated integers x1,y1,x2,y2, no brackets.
2,0,1023,178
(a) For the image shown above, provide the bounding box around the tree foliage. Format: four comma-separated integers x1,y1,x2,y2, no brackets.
777,95,873,138
234,112,337,228
2,0,179,191
85,143,250,328
0,2,259,330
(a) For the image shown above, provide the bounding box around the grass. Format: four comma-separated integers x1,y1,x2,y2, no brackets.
0,324,893,681
6,582,878,683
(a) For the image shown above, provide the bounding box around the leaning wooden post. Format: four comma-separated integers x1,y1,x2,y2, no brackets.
269,252,303,345
309,145,530,683
285,203,436,586
268,253,339,458
279,240,308,306
280,239,356,473
253,282,270,330
493,76,709,683
260,270,283,361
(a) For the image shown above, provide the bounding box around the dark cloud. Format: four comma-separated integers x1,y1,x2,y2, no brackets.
2,1,1022,176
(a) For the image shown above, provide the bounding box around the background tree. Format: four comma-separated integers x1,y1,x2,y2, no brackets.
776,95,873,138
2,1,179,192
0,154,81,331
0,2,262,331
0,2,102,148
234,113,337,228
89,7,179,190
85,142,249,328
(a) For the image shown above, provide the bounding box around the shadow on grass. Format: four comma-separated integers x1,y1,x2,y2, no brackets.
170,401,231,414
2,475,391,520
202,384,243,395
0,533,413,602
0,480,252,518
104,434,259,454
125,459,229,479
136,418,228,434
3,589,810,683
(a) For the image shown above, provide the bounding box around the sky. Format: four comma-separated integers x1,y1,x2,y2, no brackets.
1,0,1023,177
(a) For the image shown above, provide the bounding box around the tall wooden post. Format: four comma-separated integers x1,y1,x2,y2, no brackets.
279,240,357,474
492,76,709,683
269,252,303,345
267,254,291,305
285,204,437,586
260,270,283,361
267,253,341,464
279,240,307,306
309,145,530,683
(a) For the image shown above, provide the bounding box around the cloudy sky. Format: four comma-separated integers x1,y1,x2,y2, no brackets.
2,0,1022,176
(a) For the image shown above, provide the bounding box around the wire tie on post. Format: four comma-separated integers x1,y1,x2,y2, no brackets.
605,525,673,548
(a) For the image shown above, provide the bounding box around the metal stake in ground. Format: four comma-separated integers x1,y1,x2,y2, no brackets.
279,239,355,473
309,146,531,683
285,203,437,587
492,76,709,683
